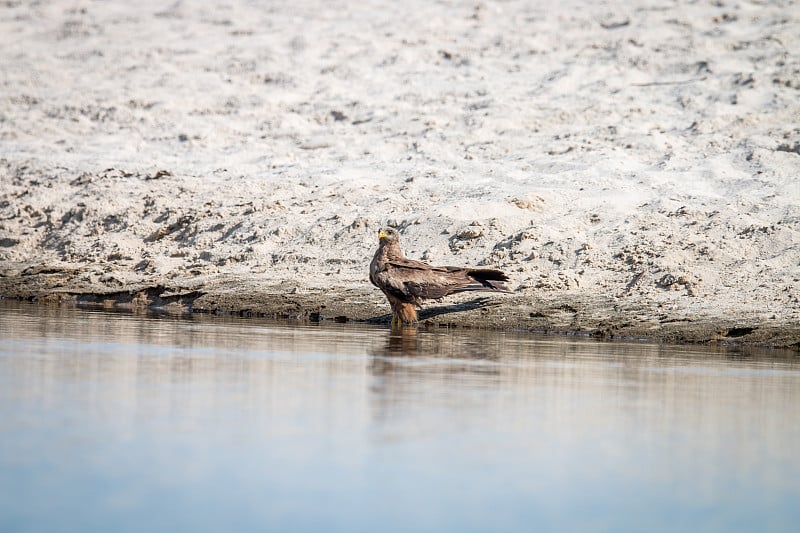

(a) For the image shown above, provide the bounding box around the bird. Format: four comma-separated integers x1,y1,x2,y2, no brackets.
369,226,511,326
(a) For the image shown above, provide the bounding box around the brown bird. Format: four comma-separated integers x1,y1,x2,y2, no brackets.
369,226,511,325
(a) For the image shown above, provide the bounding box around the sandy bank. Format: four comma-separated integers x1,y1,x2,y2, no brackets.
1,0,798,348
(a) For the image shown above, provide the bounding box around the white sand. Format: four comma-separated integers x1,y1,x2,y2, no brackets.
1,0,799,344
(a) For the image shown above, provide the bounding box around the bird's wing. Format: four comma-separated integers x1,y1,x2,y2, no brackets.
386,258,450,272
381,260,470,301
377,254,512,302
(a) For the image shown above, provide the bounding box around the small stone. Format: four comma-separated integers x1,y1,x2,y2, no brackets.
456,225,483,239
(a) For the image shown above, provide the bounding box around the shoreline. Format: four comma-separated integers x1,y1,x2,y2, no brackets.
2,271,798,350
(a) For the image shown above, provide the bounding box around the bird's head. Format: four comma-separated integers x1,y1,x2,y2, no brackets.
377,226,400,244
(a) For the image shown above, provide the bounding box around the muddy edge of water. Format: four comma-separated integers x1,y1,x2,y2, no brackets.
2,272,798,350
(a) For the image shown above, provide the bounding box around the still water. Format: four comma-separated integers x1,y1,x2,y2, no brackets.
0,301,798,532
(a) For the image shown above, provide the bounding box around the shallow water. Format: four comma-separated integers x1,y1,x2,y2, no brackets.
0,301,798,532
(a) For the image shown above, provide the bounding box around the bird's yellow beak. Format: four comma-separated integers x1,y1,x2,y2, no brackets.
378,229,389,240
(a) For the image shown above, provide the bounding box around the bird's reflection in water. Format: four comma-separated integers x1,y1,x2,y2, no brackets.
366,324,508,432
385,324,420,355
369,323,512,361
368,325,419,377
367,323,508,382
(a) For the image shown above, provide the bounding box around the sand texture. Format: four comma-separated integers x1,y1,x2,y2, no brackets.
1,0,799,347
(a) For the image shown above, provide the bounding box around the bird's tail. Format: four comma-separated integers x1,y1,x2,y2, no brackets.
457,268,512,293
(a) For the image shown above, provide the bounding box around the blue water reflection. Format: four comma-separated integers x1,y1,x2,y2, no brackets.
0,302,798,532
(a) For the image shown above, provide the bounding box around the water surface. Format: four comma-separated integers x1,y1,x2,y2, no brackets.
0,301,798,532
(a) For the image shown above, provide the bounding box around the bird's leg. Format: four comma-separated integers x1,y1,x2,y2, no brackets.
396,302,418,325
